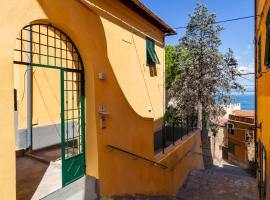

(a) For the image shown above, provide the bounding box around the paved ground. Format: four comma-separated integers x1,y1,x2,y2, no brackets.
104,161,259,200
31,160,62,200
16,146,61,200
177,162,259,200
17,145,258,200
16,156,49,200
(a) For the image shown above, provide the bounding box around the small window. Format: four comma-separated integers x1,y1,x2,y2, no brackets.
228,123,235,135
228,142,235,154
146,37,160,66
265,9,270,68
258,36,262,74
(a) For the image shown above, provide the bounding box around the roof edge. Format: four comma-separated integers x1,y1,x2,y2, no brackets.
118,0,177,36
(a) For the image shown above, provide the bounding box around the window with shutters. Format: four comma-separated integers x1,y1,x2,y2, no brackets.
146,37,160,66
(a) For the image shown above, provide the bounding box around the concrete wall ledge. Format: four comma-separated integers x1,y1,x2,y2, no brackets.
154,129,201,163
41,176,99,200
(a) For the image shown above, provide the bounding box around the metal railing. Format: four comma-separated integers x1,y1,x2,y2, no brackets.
107,145,168,169
154,114,197,154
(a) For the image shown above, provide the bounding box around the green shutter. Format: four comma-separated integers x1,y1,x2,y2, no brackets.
146,38,151,66
152,48,160,64
147,48,156,64
146,37,160,66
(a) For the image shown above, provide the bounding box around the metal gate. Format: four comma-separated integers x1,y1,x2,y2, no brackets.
14,24,85,186
61,68,85,186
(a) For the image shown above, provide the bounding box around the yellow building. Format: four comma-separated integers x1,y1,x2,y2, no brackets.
0,0,204,199
256,0,270,199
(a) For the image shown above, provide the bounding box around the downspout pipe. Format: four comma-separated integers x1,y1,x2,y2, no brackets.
254,0,257,141
254,0,258,173
26,25,33,151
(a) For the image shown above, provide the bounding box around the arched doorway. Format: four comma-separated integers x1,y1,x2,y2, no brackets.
14,23,85,198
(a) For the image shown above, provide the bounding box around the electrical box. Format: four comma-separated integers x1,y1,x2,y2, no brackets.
98,104,110,129
100,116,106,129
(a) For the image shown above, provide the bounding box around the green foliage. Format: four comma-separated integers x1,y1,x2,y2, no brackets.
166,3,244,131
165,45,177,89
164,107,178,126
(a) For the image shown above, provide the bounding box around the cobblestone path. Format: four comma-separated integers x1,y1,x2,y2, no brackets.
105,162,259,200
177,164,259,200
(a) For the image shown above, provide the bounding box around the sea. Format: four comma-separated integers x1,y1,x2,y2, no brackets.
230,94,255,111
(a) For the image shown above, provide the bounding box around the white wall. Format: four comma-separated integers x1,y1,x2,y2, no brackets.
223,103,241,119
15,121,78,151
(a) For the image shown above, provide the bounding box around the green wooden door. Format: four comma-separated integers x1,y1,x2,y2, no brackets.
61,69,85,186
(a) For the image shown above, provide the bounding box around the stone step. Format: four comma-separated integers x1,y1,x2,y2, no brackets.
41,176,99,200
177,169,259,200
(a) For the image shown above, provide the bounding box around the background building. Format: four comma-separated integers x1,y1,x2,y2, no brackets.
210,103,241,166
226,110,255,168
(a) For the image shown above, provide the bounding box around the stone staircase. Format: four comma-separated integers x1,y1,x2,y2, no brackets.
177,166,259,200
101,163,259,200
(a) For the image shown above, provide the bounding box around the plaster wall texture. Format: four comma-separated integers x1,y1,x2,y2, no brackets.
0,0,203,199
256,0,270,198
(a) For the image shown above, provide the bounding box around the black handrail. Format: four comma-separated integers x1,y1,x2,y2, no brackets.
107,145,168,169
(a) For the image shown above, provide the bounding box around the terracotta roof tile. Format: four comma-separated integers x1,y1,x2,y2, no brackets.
232,110,255,118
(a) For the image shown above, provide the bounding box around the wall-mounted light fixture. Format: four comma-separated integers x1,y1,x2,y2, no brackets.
98,72,107,80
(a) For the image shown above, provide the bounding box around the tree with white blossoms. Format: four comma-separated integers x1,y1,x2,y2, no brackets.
167,3,244,135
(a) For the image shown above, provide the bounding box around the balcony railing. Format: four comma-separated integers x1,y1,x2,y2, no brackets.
154,115,197,154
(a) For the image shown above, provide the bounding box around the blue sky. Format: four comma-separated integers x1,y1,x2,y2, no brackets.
141,0,255,93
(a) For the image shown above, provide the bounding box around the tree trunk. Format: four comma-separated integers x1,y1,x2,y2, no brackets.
200,110,214,169
197,100,203,131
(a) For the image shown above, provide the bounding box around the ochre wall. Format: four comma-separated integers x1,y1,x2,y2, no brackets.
256,0,270,198
82,0,165,131
14,66,62,129
0,0,203,199
101,130,203,196
227,119,255,163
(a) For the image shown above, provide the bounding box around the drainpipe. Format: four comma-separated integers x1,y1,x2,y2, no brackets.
26,25,33,151
254,1,257,141
254,0,258,174
163,35,166,123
